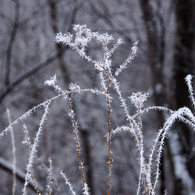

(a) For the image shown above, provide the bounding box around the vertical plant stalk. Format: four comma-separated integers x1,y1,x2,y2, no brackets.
129,92,149,194
47,157,53,195
67,93,86,193
106,79,112,195
137,107,147,195
22,124,39,194
185,74,195,109
23,102,51,195
101,39,113,195
6,108,16,195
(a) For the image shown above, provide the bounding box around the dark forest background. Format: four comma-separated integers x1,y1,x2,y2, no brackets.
0,0,195,194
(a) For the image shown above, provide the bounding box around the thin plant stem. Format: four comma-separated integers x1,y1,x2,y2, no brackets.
6,108,16,195
106,79,112,195
67,93,86,193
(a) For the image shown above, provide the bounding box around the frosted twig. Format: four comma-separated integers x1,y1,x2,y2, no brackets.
23,101,51,195
46,157,53,195
185,74,195,109
60,171,76,195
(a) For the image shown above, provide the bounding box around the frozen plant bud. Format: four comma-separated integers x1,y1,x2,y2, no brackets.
69,83,81,91
129,92,149,109
131,41,139,54
97,33,113,43
55,32,72,44
117,38,123,45
44,75,57,86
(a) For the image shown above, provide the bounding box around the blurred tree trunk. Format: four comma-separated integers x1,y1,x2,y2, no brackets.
173,0,195,193
138,0,166,119
138,0,171,194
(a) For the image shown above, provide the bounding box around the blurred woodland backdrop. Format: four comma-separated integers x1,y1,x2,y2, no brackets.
0,0,195,194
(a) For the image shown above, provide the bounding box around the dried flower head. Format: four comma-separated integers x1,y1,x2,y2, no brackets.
129,92,149,109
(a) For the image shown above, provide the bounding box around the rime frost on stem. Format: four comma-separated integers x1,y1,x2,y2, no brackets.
67,93,87,192
46,157,53,195
22,124,32,148
23,102,51,195
83,183,90,195
151,106,195,194
0,92,68,141
114,41,138,77
60,171,76,195
107,38,123,58
69,83,81,92
44,75,57,86
185,74,195,108
112,77,140,141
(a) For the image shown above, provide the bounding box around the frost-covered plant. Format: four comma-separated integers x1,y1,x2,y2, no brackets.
1,24,195,195
54,24,139,195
